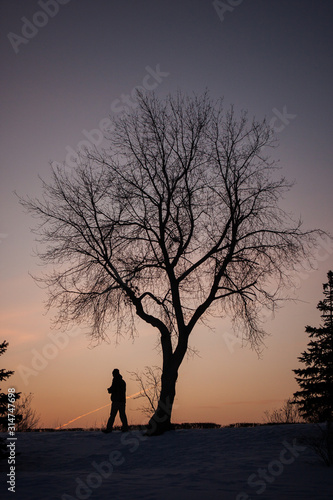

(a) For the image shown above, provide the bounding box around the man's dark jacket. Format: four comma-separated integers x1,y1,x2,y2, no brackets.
108,374,126,402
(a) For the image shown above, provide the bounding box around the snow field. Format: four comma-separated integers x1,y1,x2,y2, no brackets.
0,423,332,500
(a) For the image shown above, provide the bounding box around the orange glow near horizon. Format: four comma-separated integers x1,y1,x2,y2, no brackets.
55,403,110,429
2,276,332,430
55,389,152,429
1,275,331,430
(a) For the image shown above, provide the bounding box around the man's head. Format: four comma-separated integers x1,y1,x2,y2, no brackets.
112,368,120,377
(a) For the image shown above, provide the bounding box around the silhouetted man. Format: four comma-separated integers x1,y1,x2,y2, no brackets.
104,369,128,433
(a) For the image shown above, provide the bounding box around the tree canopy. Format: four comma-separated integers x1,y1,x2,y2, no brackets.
22,91,321,433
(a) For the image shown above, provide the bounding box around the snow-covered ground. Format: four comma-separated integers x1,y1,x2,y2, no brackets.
1,424,332,500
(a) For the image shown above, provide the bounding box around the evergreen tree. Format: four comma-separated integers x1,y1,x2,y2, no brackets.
0,341,21,459
293,271,333,423
0,341,14,428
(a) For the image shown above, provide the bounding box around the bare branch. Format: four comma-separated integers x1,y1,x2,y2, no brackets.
20,91,329,431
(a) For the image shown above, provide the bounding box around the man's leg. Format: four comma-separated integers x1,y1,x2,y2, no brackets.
119,402,128,431
106,402,119,432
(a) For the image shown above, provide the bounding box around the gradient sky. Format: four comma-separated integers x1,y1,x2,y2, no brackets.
1,0,333,428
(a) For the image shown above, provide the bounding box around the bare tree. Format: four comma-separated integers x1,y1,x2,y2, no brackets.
22,91,323,434
130,366,162,417
15,393,40,432
263,399,303,425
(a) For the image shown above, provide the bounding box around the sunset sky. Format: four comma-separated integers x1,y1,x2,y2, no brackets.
1,0,333,429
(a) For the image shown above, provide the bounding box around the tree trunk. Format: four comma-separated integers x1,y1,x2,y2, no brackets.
145,364,178,436
144,322,188,435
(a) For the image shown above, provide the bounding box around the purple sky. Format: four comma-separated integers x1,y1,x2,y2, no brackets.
1,0,332,427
